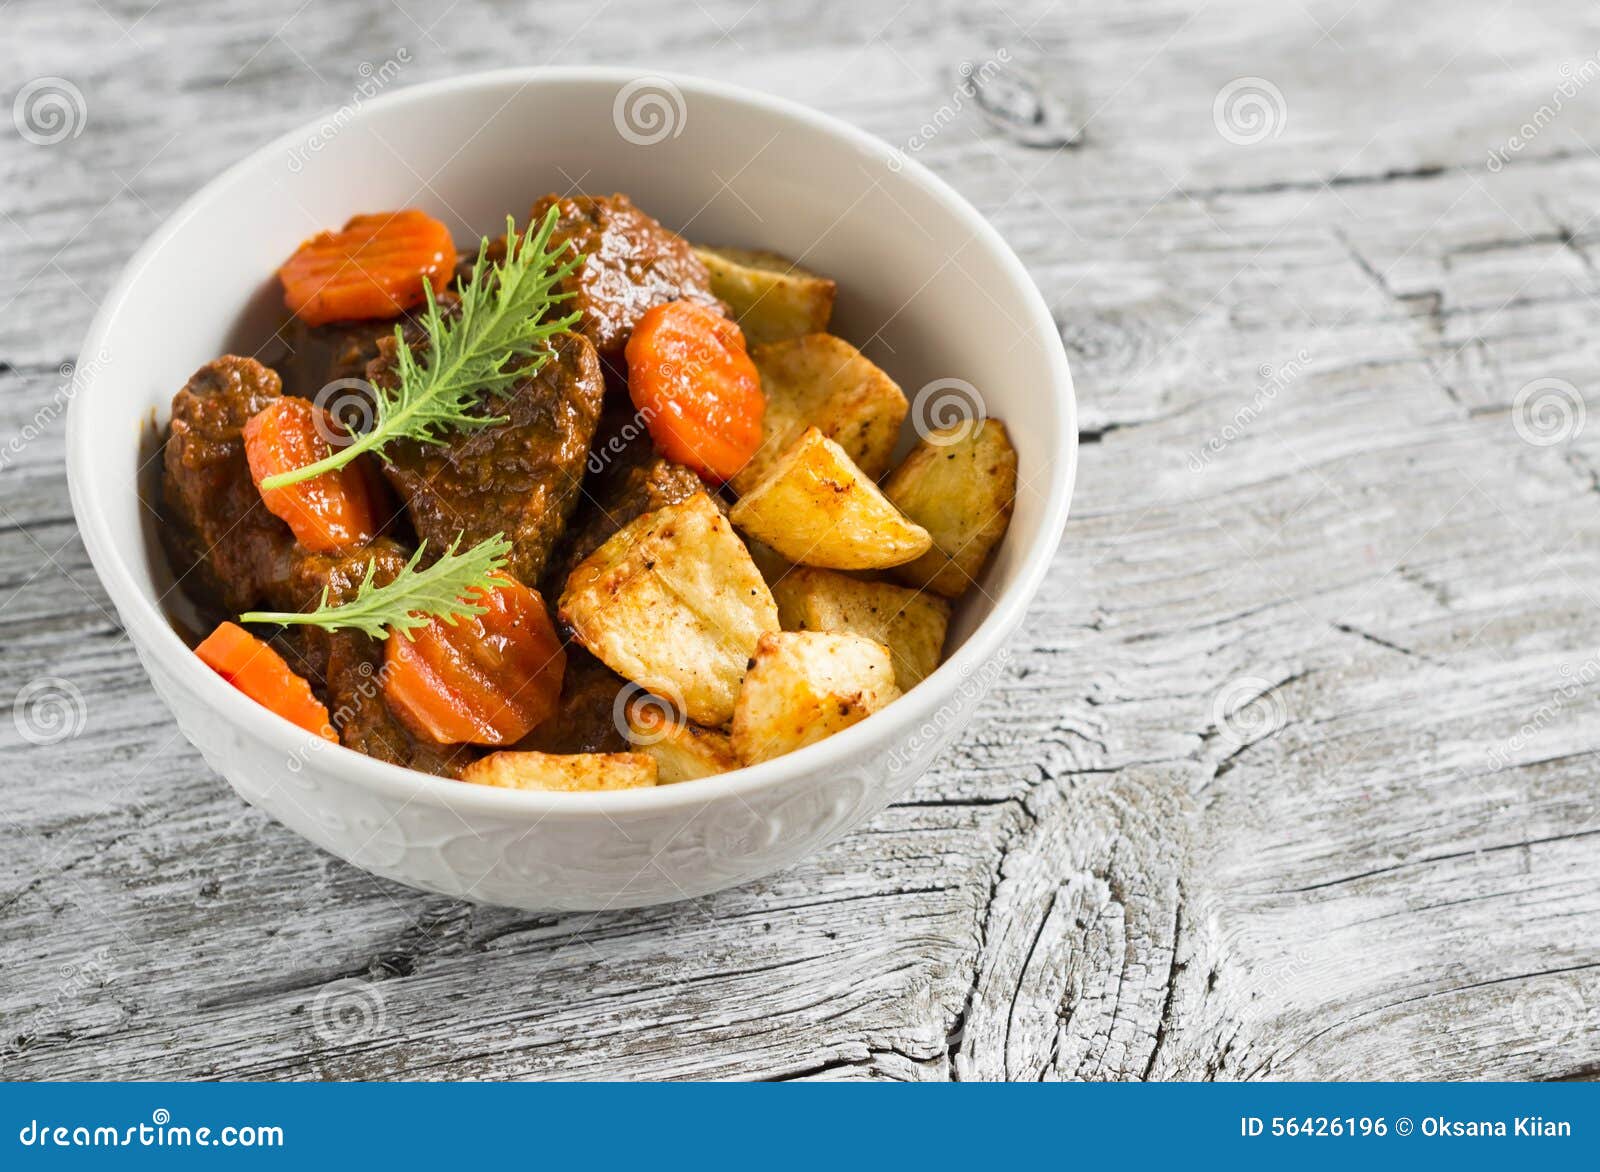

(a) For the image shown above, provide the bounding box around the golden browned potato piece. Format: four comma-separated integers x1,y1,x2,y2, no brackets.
883,419,1018,598
560,491,779,727
730,334,908,494
728,428,932,570
732,631,901,764
694,246,836,345
625,697,742,783
772,566,951,690
459,751,658,792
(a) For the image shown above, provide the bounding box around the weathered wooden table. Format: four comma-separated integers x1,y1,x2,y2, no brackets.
4,0,1598,1080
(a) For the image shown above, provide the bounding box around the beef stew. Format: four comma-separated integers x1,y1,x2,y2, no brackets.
160,194,1017,792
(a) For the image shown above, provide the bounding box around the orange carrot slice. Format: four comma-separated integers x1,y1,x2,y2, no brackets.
383,575,566,746
196,622,337,741
278,209,457,327
243,397,381,553
625,299,765,483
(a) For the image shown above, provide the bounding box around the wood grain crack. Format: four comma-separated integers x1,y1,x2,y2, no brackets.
1329,621,1427,661
947,798,1036,1080
1278,827,1600,895
1139,891,1185,1081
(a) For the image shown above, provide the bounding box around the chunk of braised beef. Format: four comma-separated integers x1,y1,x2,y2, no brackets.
272,317,399,402
370,330,606,585
541,400,708,596
530,193,719,365
161,356,297,614
270,290,457,421
275,539,476,778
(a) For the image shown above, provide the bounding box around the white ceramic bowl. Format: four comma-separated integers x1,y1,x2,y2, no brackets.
67,68,1076,911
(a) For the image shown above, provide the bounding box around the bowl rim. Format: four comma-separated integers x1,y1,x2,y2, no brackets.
66,65,1077,818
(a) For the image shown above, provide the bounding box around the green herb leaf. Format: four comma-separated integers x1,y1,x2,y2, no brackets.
239,533,513,640
260,207,583,489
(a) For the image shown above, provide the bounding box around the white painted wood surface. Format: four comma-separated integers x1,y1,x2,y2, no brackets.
3,0,1599,1080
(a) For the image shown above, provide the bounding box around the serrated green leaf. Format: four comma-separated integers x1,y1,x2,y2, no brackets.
260,207,584,488
239,533,513,640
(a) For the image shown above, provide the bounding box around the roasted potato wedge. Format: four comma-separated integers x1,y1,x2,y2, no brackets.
625,697,742,783
772,567,951,690
694,246,836,345
731,631,901,764
728,428,932,570
560,491,779,727
730,334,908,494
883,419,1018,598
459,751,657,792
